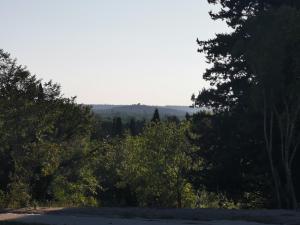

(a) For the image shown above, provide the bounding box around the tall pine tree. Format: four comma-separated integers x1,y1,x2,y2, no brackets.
151,108,160,123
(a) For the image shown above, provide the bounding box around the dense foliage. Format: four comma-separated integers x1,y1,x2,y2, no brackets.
120,122,197,208
0,50,199,208
0,50,97,207
1,0,300,210
192,0,300,209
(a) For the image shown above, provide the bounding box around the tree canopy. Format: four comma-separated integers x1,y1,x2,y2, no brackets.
192,0,300,209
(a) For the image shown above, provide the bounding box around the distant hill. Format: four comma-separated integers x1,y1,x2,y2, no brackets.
90,104,200,120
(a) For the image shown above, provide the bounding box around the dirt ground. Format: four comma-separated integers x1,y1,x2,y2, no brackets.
0,207,299,225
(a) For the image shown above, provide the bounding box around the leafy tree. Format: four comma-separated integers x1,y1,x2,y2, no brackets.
121,122,197,208
93,138,137,206
167,116,180,124
0,49,97,207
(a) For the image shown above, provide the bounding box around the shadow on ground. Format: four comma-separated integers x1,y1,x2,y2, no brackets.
1,207,300,225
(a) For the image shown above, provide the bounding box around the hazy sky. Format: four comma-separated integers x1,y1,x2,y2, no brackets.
1,0,228,105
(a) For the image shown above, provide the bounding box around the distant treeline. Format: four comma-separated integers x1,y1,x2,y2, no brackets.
91,104,199,121
92,112,187,140
1,0,300,210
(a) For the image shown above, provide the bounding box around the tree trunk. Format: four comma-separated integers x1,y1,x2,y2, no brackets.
274,101,299,209
177,190,182,208
284,163,297,209
269,157,282,208
263,99,282,208
275,100,299,209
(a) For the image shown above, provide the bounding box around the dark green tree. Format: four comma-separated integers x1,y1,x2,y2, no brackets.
112,117,123,137
151,108,160,123
196,0,300,112
0,49,97,207
192,0,300,209
129,118,138,136
167,116,180,124
242,7,300,209
185,113,191,121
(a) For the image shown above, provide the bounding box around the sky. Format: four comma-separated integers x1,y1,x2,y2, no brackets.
0,0,229,105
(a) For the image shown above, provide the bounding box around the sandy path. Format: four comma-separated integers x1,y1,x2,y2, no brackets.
0,213,277,225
